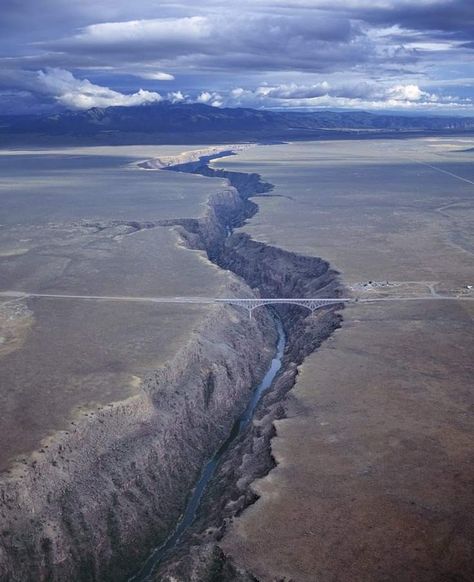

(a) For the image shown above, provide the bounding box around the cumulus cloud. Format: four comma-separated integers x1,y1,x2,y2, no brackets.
224,81,471,111
388,84,426,101
196,91,224,107
167,90,187,103
4,67,468,114
36,68,162,109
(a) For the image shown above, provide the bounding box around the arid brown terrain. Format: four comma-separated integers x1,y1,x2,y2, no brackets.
1,139,473,581
0,146,281,580
217,138,474,581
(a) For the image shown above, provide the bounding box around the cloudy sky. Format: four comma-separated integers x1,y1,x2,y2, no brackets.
1,0,473,114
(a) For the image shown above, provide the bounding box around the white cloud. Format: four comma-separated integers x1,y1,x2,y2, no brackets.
63,16,212,50
388,83,425,101
197,91,224,107
197,91,213,103
223,81,472,111
136,71,175,81
31,68,472,114
256,82,331,99
36,68,162,109
167,90,187,103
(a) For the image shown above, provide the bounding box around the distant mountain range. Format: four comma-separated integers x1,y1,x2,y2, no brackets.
1,102,473,145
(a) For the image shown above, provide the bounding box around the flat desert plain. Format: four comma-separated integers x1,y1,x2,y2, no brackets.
0,146,231,471
217,138,474,581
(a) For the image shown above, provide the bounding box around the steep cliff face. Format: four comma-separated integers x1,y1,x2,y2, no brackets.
0,294,276,582
169,157,344,368
140,156,344,579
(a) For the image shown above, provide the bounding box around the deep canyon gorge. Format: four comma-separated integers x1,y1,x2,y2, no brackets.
0,146,343,581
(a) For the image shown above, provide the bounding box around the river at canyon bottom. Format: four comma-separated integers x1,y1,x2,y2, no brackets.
130,312,286,580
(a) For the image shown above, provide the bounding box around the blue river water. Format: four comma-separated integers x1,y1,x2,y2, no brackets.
130,315,286,580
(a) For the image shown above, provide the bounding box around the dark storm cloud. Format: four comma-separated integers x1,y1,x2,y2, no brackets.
357,0,474,41
40,11,363,74
0,0,472,113
269,0,474,38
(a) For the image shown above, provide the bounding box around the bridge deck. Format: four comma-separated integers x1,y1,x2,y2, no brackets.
0,291,351,304
0,291,471,309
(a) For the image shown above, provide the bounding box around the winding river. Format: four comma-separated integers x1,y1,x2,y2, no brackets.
130,314,286,580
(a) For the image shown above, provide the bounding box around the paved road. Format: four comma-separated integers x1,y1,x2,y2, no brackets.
0,291,217,304
359,296,474,302
416,160,474,186
1,291,473,305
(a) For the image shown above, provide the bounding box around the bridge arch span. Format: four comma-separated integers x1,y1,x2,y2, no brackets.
218,297,349,318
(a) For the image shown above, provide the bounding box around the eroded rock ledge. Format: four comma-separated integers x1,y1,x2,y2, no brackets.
0,146,343,582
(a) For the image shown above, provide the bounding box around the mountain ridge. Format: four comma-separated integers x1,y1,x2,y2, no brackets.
1,101,473,145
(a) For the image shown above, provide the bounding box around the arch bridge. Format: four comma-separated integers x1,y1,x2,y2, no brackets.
0,291,353,318
216,297,352,318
